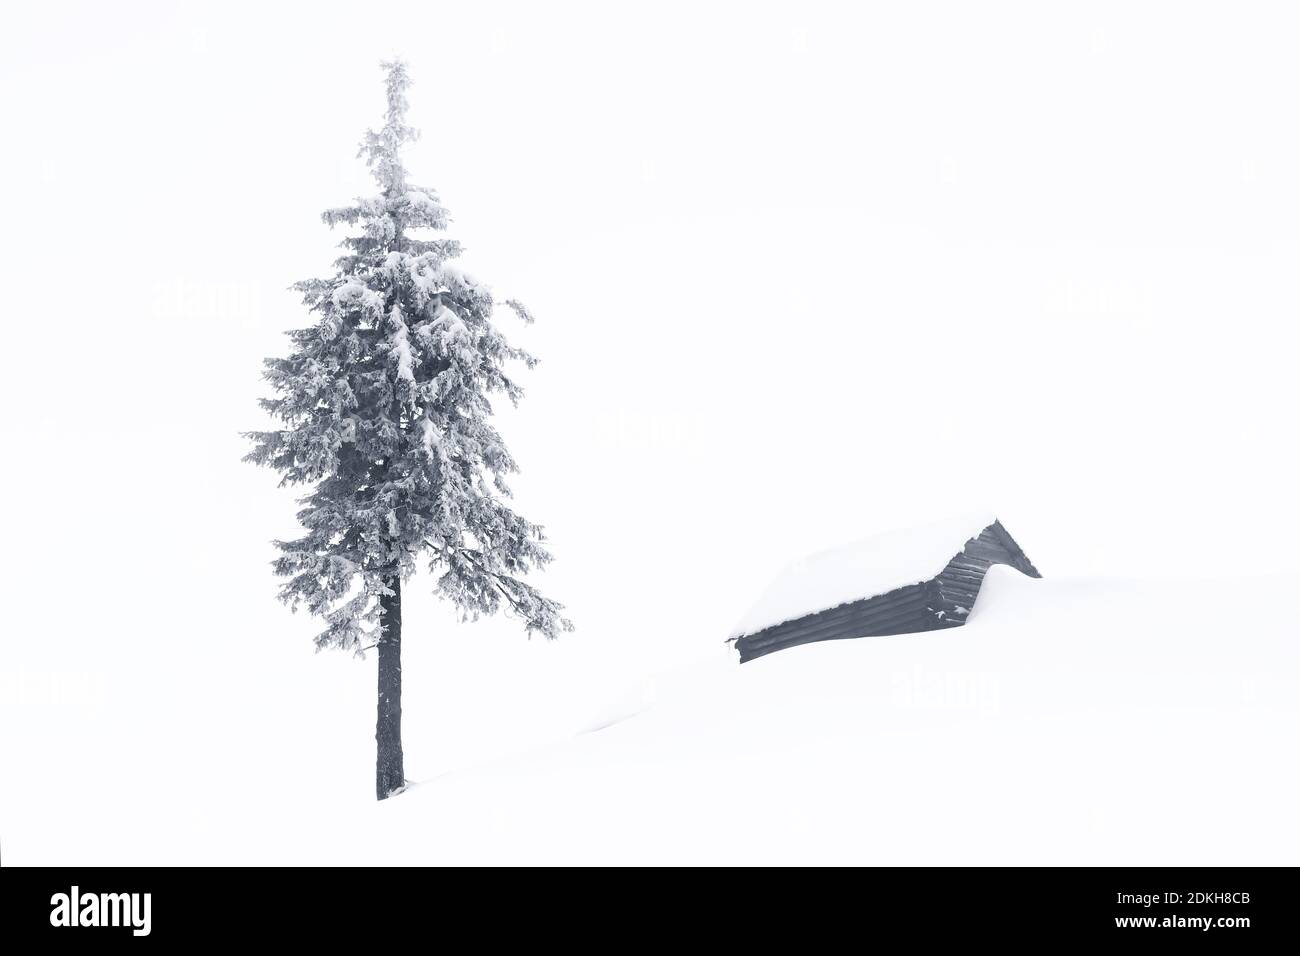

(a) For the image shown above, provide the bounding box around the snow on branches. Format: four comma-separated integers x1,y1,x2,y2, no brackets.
246,60,570,653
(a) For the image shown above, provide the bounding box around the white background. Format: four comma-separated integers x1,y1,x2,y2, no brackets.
1,2,1297,862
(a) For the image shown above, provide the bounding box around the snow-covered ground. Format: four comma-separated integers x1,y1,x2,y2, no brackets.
5,567,1295,865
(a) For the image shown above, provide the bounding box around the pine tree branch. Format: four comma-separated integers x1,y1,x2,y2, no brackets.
424,540,541,622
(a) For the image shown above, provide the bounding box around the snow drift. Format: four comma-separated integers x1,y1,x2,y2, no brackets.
9,568,1297,866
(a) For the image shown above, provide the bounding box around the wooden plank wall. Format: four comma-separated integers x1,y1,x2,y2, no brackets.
734,521,1040,663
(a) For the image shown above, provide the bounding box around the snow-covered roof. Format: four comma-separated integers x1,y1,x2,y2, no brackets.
729,512,998,640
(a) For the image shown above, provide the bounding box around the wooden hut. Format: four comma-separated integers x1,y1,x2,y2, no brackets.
730,514,1040,663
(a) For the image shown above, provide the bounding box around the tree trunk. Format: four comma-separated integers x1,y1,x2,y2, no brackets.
375,574,405,800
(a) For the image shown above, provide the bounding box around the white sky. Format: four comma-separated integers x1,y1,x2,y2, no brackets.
3,3,1299,794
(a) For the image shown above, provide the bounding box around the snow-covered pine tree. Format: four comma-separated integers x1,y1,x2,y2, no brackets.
245,60,571,800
